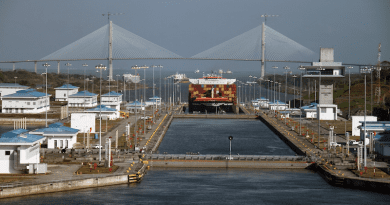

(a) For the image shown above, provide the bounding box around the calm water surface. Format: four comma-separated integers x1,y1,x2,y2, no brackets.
158,119,296,155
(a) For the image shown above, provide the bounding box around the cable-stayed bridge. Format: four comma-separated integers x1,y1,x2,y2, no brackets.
1,21,317,79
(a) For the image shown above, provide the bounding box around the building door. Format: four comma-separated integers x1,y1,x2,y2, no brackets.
60,140,63,148
54,140,57,148
65,140,68,148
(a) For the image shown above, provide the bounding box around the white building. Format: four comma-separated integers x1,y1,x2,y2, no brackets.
317,104,338,120
126,101,146,113
54,84,79,101
145,96,161,107
268,101,288,111
0,83,29,99
68,90,98,108
259,97,269,108
30,122,80,149
101,91,122,111
1,89,51,114
85,105,119,120
352,116,377,136
0,129,46,174
71,113,96,133
301,103,318,119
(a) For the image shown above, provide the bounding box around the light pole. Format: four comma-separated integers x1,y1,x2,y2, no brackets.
82,64,88,111
272,66,278,103
292,75,297,108
116,74,120,93
42,63,50,127
253,76,257,99
141,66,148,136
95,64,106,162
151,65,157,123
228,136,233,160
360,66,372,168
132,65,148,149
14,77,17,85
347,66,353,119
158,65,163,115
65,63,72,117
284,66,290,103
298,66,306,136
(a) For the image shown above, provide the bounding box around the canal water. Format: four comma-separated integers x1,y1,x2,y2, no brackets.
158,119,296,155
2,119,390,204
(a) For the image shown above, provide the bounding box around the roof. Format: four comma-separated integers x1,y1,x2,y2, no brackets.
269,100,287,105
69,90,98,97
0,83,29,88
86,105,117,112
301,103,318,110
126,101,146,107
55,84,79,89
2,89,50,98
0,129,45,144
102,91,122,96
31,123,79,135
149,96,161,99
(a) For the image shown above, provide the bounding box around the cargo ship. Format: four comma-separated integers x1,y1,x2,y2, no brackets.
188,74,238,113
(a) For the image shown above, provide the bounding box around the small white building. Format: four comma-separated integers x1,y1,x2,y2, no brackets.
30,122,80,149
0,129,46,174
145,96,161,108
85,105,119,120
126,101,146,113
259,97,269,108
317,104,338,120
68,90,98,108
268,101,288,111
301,103,318,119
54,84,79,101
0,83,29,99
101,91,122,111
1,89,51,114
352,116,377,136
71,113,96,133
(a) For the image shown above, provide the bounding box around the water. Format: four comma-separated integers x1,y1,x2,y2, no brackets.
2,168,390,205
158,119,296,155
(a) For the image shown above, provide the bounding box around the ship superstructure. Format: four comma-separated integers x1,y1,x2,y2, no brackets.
188,74,237,113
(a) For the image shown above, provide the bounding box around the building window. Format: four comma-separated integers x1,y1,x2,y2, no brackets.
64,94,66,97
321,108,326,113
27,102,30,105
5,151,11,155
33,102,36,105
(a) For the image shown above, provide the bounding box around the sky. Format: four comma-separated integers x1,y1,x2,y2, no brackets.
0,0,389,76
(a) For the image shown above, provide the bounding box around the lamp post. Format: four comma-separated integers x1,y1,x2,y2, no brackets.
272,66,278,103
132,65,148,149
228,136,233,160
347,66,353,119
284,66,290,103
95,64,106,162
116,74,120,93
141,66,148,136
298,66,306,136
151,65,157,123
292,75,297,108
158,65,163,115
65,63,72,117
14,77,17,85
360,66,372,168
253,76,257,100
82,64,88,111
42,63,50,127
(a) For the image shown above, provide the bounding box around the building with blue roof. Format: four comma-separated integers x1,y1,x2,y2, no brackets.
84,104,119,120
1,89,51,114
29,122,80,149
101,91,123,111
68,90,98,108
126,101,146,113
301,103,318,119
54,84,79,102
0,83,30,99
268,100,288,111
145,96,161,108
0,129,46,174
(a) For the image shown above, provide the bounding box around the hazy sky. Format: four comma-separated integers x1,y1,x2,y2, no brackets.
0,0,389,75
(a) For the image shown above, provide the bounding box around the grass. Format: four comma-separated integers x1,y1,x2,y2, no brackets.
75,164,119,174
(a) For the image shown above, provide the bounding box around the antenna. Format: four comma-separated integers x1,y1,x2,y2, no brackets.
102,12,125,22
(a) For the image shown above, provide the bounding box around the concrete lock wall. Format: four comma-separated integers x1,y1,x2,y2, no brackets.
0,175,129,199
